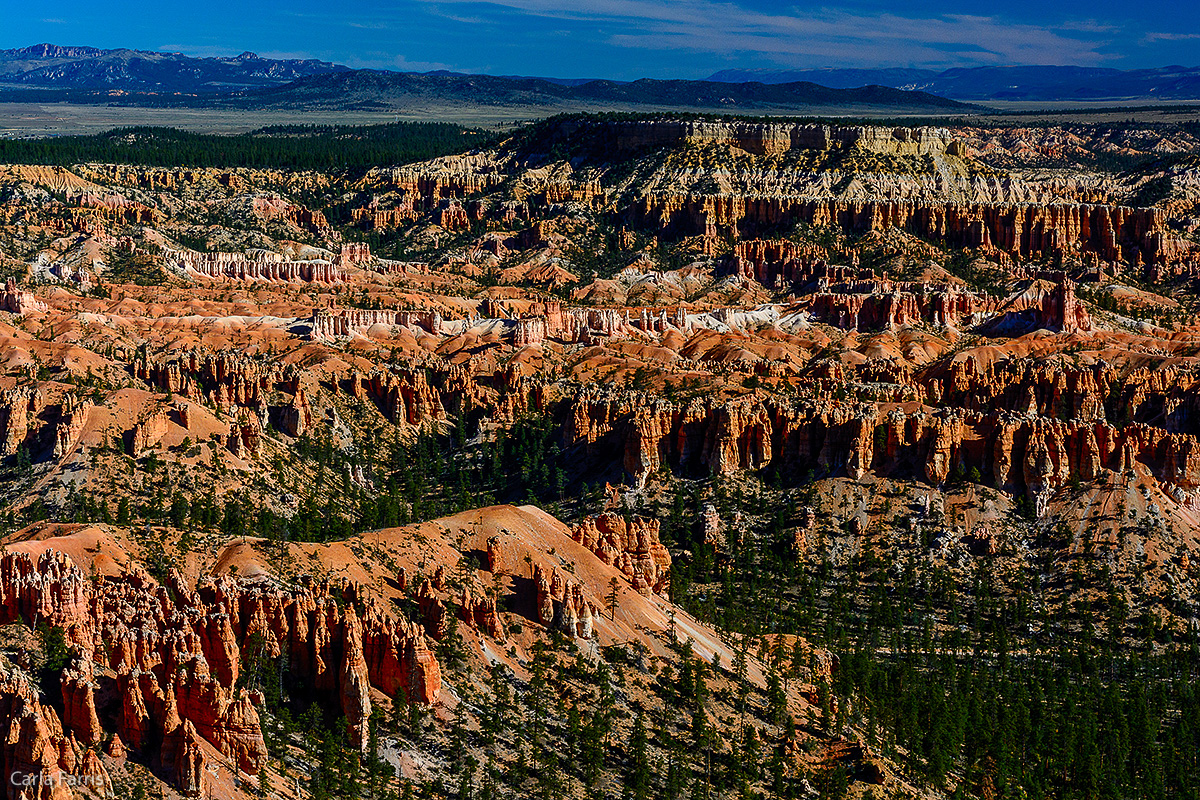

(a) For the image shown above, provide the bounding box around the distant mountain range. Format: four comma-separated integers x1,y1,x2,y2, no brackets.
0,44,978,113
707,65,1200,101
0,43,348,92
6,42,1199,113
226,70,975,112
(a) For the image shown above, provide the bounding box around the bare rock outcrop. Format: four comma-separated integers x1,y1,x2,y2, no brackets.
130,409,169,457
59,659,101,746
632,196,1192,268
278,388,313,437
1,278,46,315
78,749,113,798
0,671,74,800
339,608,373,751
171,720,208,797
532,565,599,638
53,397,91,459
166,248,344,284
571,514,671,595
0,386,36,458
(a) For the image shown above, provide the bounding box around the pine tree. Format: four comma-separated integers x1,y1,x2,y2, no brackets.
477,758,497,800
627,714,651,800
734,638,750,713
606,577,620,621
456,757,475,800
769,739,788,799
767,656,787,726
116,496,131,526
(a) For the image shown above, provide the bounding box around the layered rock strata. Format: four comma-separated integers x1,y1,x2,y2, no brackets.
631,198,1191,267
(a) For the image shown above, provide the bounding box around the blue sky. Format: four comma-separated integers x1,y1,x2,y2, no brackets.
5,0,1199,79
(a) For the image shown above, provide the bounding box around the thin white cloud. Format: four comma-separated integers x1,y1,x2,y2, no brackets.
1140,32,1200,44
341,53,467,72
413,0,1118,67
429,10,491,25
1054,19,1119,34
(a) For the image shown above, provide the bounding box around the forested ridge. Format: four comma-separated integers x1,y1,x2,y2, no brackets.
0,122,492,170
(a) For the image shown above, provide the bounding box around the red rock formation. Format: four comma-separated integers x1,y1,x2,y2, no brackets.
278,388,313,437
531,565,599,638
116,671,150,753
360,605,440,705
544,384,1200,505
0,386,35,457
435,200,470,231
1037,280,1092,332
73,192,162,226
561,309,630,340
168,659,268,773
53,397,91,460
919,356,1200,430
339,607,373,751
337,242,372,266
136,350,280,409
513,318,546,347
631,196,1192,267
359,164,504,209
104,735,125,761
171,720,208,797
311,309,443,340
248,196,329,233
534,566,555,628
0,553,441,795
458,587,505,640
726,239,874,287
571,514,671,595
352,204,420,230
78,749,113,798
572,119,957,156
701,504,725,555
227,410,262,459
120,344,1200,509
416,578,448,640
166,248,344,284
347,370,447,427
806,284,998,329
1,279,46,315
82,165,244,192
59,659,102,746
131,410,169,457
0,672,74,800
0,551,93,650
